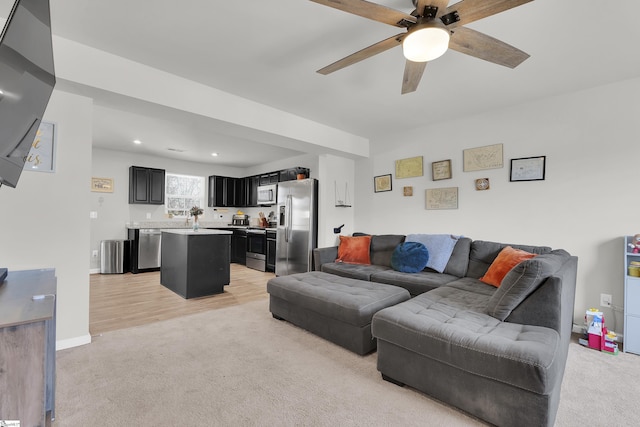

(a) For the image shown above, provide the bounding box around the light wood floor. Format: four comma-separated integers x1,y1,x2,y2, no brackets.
90,264,273,336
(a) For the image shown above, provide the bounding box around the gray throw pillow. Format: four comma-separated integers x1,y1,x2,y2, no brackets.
486,249,571,320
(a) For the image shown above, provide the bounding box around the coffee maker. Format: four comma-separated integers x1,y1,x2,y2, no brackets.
231,214,249,226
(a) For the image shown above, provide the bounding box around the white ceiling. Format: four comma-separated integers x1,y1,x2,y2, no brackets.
5,0,640,167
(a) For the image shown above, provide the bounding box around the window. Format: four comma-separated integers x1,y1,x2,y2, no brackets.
165,173,205,217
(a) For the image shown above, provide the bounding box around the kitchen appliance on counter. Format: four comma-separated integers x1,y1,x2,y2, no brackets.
246,228,267,272
257,184,277,205
276,178,318,276
231,214,250,226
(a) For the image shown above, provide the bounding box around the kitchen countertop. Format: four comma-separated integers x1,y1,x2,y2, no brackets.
162,229,233,235
126,221,276,231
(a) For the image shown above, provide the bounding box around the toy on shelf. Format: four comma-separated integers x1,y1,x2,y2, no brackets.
628,234,640,253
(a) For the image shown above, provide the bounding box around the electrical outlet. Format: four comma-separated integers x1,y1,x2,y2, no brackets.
600,293,612,307
146,213,152,219
92,250,98,258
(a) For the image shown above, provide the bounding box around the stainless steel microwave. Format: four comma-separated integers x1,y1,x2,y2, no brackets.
257,184,277,205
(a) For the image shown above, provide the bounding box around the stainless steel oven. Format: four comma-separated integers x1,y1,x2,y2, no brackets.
246,228,266,271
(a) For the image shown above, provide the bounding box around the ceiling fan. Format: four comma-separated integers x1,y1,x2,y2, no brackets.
310,0,534,94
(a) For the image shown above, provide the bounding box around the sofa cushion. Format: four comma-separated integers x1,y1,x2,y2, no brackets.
480,246,537,287
337,235,371,264
372,288,562,395
406,234,460,273
486,249,572,321
391,242,429,273
371,270,460,296
321,262,391,281
442,237,471,278
466,240,552,279
370,234,406,267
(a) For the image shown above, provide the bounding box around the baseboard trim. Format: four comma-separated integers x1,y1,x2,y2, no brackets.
57,333,92,351
89,268,100,274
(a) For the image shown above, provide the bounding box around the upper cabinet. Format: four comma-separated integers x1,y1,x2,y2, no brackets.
208,167,310,208
129,166,165,205
279,167,309,182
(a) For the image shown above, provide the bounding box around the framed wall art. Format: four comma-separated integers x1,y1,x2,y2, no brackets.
374,174,392,192
426,187,458,210
24,121,56,173
463,143,503,172
510,156,546,182
395,156,423,178
91,177,114,193
432,159,452,181
403,186,413,196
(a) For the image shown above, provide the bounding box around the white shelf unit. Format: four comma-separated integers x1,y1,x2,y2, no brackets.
624,235,640,354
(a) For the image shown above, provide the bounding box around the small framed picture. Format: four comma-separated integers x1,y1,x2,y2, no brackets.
510,156,546,182
374,174,392,192
432,159,452,181
91,177,114,193
403,186,413,196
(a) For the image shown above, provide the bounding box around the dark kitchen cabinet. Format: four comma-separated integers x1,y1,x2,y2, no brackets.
259,172,279,186
246,175,260,207
266,230,276,272
231,229,247,264
279,167,309,182
208,175,242,207
129,166,165,204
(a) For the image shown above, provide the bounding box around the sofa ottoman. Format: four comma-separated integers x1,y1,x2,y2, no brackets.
267,271,411,355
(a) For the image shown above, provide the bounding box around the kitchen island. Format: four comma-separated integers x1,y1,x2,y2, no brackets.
160,229,232,299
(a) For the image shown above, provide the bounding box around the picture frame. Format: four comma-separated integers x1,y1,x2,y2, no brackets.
24,121,56,173
395,156,423,179
426,187,458,210
432,159,452,181
403,186,413,197
510,156,546,182
91,177,114,193
374,174,392,192
463,143,503,172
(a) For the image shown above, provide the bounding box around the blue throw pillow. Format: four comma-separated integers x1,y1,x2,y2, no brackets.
391,242,429,273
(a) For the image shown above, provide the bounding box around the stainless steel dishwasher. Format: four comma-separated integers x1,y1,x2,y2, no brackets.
137,228,162,270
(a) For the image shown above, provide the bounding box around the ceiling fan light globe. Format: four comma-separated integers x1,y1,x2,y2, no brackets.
402,27,450,62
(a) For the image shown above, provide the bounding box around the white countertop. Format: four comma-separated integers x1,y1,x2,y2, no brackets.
161,229,233,235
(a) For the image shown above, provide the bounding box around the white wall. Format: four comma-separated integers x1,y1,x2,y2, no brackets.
355,77,640,331
318,154,355,248
0,90,93,348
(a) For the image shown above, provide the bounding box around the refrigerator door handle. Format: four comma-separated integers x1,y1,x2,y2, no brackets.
286,194,293,242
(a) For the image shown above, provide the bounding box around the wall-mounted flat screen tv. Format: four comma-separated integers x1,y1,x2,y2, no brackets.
0,0,56,188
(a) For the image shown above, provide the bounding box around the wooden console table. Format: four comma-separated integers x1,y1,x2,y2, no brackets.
0,269,57,427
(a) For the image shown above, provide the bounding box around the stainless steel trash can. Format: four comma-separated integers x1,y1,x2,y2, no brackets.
100,240,125,274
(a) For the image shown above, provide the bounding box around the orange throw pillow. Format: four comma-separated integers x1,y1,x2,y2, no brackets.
337,235,372,265
480,246,537,287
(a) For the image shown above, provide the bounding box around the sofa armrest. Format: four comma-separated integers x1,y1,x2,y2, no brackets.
313,246,338,271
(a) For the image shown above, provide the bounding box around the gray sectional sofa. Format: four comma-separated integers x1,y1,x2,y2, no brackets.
313,234,578,427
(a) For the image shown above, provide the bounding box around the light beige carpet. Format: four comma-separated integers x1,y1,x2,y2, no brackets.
56,298,640,426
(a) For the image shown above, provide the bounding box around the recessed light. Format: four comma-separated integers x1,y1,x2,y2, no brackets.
133,139,142,145
211,152,219,157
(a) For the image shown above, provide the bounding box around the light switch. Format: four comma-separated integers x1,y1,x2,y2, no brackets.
146,213,152,219
90,211,98,219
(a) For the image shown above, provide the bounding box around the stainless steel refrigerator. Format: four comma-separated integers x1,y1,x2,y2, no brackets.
275,178,318,276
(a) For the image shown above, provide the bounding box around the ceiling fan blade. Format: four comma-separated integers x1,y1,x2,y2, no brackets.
310,0,416,28
448,26,529,68
401,60,427,94
317,33,404,75
444,0,534,28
